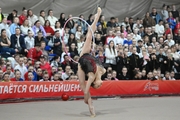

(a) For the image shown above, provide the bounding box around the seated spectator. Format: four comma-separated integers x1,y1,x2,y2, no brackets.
36,67,43,81
133,18,143,31
0,17,11,38
47,9,58,29
54,21,63,37
97,15,107,32
141,69,147,79
66,14,74,29
61,65,72,80
52,30,62,56
44,20,55,39
69,43,78,58
14,57,27,80
164,34,175,47
75,25,83,40
39,55,51,76
32,20,46,37
86,14,94,25
24,65,37,81
123,34,132,45
76,14,87,33
143,12,156,28
62,28,70,45
120,25,127,37
95,33,103,46
113,31,124,45
164,23,173,39
107,17,116,28
96,24,106,36
111,70,118,80
40,41,48,57
7,9,18,24
150,7,162,24
27,9,38,27
68,33,77,47
147,72,157,80
20,19,34,36
11,28,28,55
162,71,170,80
1,73,11,82
0,70,3,81
77,35,85,54
58,13,66,27
11,70,23,81
0,8,4,23
0,29,15,57
166,12,176,31
155,20,164,37
18,7,27,25
105,72,112,80
61,46,70,63
27,43,42,62
50,56,60,67
106,30,114,44
61,54,73,71
51,73,60,81
34,30,47,45
5,65,15,78
9,17,19,35
39,71,49,81
27,71,34,81
24,30,34,50
121,17,129,28
174,17,180,35
39,10,46,26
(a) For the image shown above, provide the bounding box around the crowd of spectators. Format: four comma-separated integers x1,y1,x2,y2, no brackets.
0,4,180,82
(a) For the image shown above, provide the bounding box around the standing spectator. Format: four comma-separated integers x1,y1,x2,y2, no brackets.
10,28,28,55
52,30,62,56
18,7,27,25
32,20,46,37
171,5,179,19
161,4,169,22
7,9,18,24
9,17,19,35
20,19,34,36
47,9,58,29
14,57,28,80
105,40,117,70
150,7,162,24
155,20,164,37
0,18,11,38
27,9,38,27
166,12,176,31
0,8,4,23
27,43,42,62
24,30,34,50
143,12,156,28
58,13,66,27
39,10,46,26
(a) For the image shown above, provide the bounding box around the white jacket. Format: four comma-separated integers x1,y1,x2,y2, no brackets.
105,48,117,65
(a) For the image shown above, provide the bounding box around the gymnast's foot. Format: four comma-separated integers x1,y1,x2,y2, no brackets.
89,106,96,117
94,7,102,22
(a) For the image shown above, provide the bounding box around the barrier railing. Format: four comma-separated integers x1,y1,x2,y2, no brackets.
0,80,180,102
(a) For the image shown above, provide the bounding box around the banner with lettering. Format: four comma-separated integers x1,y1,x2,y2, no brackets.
0,80,180,100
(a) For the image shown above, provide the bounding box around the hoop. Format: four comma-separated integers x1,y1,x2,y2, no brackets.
62,17,95,63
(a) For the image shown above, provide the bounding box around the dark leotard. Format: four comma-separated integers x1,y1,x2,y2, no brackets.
79,53,102,75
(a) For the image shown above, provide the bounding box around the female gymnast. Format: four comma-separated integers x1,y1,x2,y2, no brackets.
77,7,106,117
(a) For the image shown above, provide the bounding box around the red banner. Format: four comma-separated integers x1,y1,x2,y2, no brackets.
0,80,180,100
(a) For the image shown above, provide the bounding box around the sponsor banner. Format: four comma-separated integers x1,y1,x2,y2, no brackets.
0,80,180,100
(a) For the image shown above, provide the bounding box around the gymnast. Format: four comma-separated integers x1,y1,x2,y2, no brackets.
77,7,106,117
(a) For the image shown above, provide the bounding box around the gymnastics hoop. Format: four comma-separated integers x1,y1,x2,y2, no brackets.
62,17,96,63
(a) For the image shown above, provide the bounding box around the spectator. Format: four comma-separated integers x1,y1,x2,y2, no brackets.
24,65,37,81
120,25,127,38
50,56,60,67
27,43,42,62
147,72,157,80
1,73,11,82
155,20,164,37
106,30,114,44
34,30,46,45
166,12,176,31
61,65,72,80
20,19,34,36
7,9,18,24
164,23,173,39
133,18,143,31
111,70,118,80
164,34,175,47
54,21,63,37
14,57,27,80
39,10,46,26
107,17,116,28
161,4,169,22
113,31,123,45
9,17,19,35
39,55,51,76
170,71,176,80
105,40,117,70
0,8,4,23
40,71,50,81
36,67,43,81
75,25,83,40
27,9,38,27
47,9,58,29
11,70,23,81
68,33,77,47
5,65,15,78
119,67,130,80
0,17,11,38
52,73,60,81
61,54,73,71
24,30,34,50
121,17,129,28
44,20,55,38
0,29,15,57
97,15,107,32
77,35,85,54
123,34,132,45
150,7,162,24
86,14,94,25
174,17,180,35
171,5,179,19
69,43,78,58
66,14,74,29
10,28,28,55
0,70,3,81
52,30,62,56
95,33,103,46
77,14,87,33
58,13,66,27
62,28,70,45
162,71,170,80
18,7,27,25
32,20,46,37
40,41,48,57
27,71,34,81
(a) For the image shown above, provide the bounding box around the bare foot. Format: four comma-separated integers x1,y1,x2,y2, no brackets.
89,106,96,117
97,7,102,15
